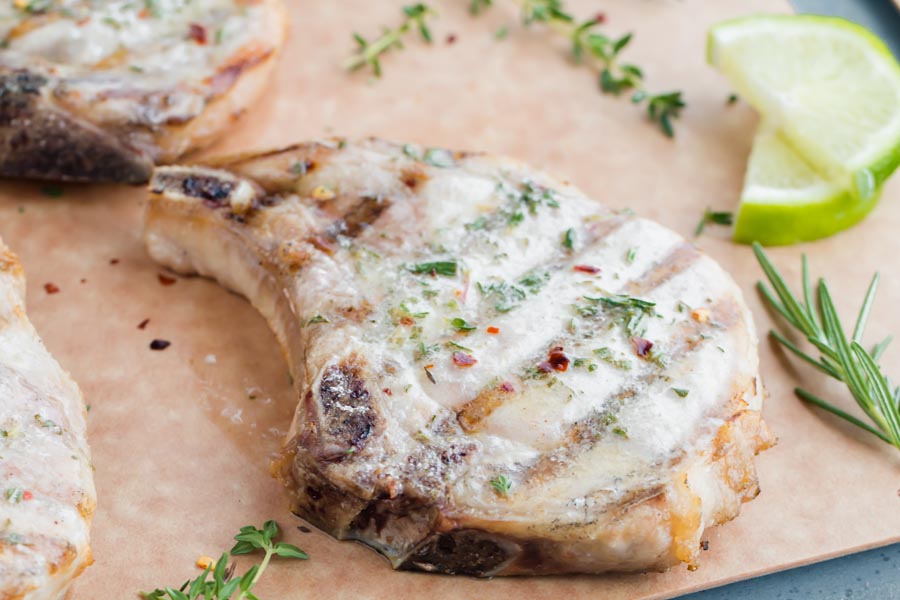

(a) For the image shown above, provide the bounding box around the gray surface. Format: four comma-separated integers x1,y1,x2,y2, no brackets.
681,1,900,598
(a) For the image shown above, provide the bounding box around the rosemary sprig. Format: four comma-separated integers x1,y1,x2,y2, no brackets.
753,243,900,452
344,4,435,77
141,520,307,600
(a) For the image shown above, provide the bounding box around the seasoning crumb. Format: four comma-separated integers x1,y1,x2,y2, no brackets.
44,283,60,294
700,540,710,551
298,526,312,533
632,336,654,358
150,339,171,351
424,365,436,384
196,556,215,570
138,318,150,330
80,278,87,284
204,354,217,364
109,258,120,265
573,264,601,274
446,33,457,45
158,274,177,286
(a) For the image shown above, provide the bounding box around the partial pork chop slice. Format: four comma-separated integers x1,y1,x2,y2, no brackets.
0,0,286,182
144,139,773,576
0,240,95,599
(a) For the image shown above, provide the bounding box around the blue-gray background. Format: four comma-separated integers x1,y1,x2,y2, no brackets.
682,1,900,598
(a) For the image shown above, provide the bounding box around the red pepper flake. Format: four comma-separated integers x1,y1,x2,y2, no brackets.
499,381,515,393
424,365,436,384
383,388,393,396
150,339,171,351
573,265,601,274
188,23,208,44
158,274,177,286
632,336,654,358
80,278,87,284
486,326,500,335
595,12,607,24
547,345,570,372
22,491,33,501
137,318,150,330
399,315,415,326
109,258,120,265
44,283,60,294
446,33,457,45
452,351,478,367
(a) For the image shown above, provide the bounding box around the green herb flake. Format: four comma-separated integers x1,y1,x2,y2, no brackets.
306,315,330,325
410,260,458,277
489,474,513,497
695,208,734,237
563,227,576,250
40,185,63,198
423,148,455,168
451,317,477,332
672,388,690,398
5,488,23,504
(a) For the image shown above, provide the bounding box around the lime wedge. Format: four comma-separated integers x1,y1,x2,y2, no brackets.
734,123,881,245
709,15,900,200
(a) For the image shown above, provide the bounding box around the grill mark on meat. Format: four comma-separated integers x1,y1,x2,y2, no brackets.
451,215,669,433
457,382,515,433
524,298,744,487
328,195,392,239
628,243,701,296
315,362,377,459
208,46,274,97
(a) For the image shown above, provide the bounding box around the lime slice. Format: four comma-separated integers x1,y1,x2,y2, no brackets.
709,15,900,200
734,123,881,246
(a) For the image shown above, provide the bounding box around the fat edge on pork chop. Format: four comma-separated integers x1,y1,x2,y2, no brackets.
143,138,773,576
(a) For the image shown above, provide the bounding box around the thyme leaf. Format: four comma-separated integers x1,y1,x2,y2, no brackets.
140,521,307,600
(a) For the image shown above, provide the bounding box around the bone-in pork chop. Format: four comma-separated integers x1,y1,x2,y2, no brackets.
144,138,773,576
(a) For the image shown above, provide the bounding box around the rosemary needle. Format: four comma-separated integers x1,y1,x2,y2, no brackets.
753,243,900,452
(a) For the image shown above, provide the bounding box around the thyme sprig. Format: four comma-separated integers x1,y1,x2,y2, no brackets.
754,243,900,452
499,0,686,137
141,520,307,600
344,4,435,77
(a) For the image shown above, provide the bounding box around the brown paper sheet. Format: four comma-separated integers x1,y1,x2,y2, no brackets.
2,1,899,598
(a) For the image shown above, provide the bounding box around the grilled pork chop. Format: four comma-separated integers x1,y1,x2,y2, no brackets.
0,239,95,599
0,0,285,183
144,139,773,576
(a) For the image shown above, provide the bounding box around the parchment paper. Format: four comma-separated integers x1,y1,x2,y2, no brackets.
2,1,899,598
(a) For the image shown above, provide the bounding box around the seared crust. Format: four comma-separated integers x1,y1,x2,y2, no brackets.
0,0,286,183
144,138,772,576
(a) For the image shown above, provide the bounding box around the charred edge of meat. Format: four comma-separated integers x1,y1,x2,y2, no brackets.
0,69,153,183
400,530,521,576
181,175,236,207
316,362,377,459
288,458,370,536
328,196,392,239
